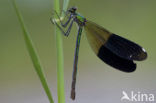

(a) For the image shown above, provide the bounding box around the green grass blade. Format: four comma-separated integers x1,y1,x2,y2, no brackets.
55,26,65,103
12,1,54,103
53,0,70,103
53,0,65,103
62,0,70,16
63,0,69,11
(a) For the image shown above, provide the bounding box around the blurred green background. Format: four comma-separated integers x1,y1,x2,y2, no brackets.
0,0,156,103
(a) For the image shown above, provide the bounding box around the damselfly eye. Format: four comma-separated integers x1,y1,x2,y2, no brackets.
68,7,77,13
72,7,77,11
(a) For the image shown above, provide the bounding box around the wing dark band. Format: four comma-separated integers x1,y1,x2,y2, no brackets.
98,45,136,72
105,34,147,61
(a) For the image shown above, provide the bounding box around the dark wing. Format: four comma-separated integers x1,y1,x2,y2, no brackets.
98,45,136,72
84,20,147,72
105,34,147,61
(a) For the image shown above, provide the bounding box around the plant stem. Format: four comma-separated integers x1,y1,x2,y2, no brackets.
53,0,70,103
53,0,65,103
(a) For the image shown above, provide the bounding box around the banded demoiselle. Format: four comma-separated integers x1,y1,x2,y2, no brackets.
52,7,147,100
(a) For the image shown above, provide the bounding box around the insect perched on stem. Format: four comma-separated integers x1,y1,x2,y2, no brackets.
51,7,147,100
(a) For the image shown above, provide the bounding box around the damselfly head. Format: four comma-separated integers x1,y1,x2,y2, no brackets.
68,6,77,13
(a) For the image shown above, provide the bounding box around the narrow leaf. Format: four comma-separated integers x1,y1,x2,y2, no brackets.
12,1,54,103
